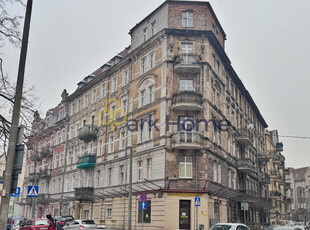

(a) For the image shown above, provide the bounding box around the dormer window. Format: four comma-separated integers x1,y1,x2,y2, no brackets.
182,11,193,28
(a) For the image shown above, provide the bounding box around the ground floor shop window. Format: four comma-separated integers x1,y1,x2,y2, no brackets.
138,201,151,223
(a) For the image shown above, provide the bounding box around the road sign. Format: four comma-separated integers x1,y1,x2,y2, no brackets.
194,197,201,206
140,201,147,210
27,186,39,197
241,202,248,211
11,187,21,197
140,193,147,201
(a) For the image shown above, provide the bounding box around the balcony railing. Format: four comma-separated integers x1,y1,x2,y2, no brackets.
171,131,203,149
258,154,269,163
78,125,98,142
39,169,51,180
235,129,254,146
174,54,201,74
41,148,53,158
75,187,94,201
269,170,278,178
270,191,282,200
172,91,203,111
284,168,290,175
259,174,270,185
77,155,96,169
237,158,255,174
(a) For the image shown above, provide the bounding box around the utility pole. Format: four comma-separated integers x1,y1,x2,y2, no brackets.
127,147,132,230
0,0,33,228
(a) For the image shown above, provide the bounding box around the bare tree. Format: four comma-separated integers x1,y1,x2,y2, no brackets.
0,0,38,156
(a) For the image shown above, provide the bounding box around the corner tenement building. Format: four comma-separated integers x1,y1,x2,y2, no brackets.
20,1,289,229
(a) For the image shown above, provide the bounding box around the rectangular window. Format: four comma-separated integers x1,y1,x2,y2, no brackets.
228,169,232,188
122,97,127,114
120,165,124,184
138,201,151,223
182,11,193,27
138,160,143,181
149,85,154,103
143,27,148,42
150,52,155,68
112,77,117,92
140,89,146,107
151,20,156,36
108,168,112,186
147,158,152,180
109,135,114,153
179,79,193,91
102,82,106,97
141,57,147,74
92,89,96,103
106,204,112,218
78,99,82,111
123,70,129,85
120,131,126,149
179,156,192,178
96,170,100,187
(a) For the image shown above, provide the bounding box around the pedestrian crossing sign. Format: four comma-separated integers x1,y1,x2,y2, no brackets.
27,186,39,197
194,197,201,206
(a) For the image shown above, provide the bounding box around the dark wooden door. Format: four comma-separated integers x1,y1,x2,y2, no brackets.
179,200,191,229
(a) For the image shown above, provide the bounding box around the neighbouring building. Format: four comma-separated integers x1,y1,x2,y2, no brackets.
20,1,287,229
285,167,310,223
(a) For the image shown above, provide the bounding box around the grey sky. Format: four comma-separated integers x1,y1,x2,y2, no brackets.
3,0,310,168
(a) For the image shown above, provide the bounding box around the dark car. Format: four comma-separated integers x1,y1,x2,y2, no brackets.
55,216,74,230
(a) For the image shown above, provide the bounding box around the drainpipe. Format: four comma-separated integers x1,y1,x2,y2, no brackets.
60,113,70,215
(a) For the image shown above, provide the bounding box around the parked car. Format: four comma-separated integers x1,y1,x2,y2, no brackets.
63,220,96,230
7,217,26,230
210,223,250,230
19,219,50,230
55,216,74,230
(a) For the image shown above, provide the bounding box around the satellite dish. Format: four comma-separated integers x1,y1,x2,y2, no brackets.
247,123,254,130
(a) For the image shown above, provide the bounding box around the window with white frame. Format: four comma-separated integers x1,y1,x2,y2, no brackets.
71,102,75,115
101,82,106,97
139,81,155,108
106,204,112,218
119,165,124,184
120,130,126,149
123,70,129,85
213,161,218,182
181,43,193,54
218,162,221,183
147,158,152,179
108,168,112,186
138,160,143,181
213,82,221,107
84,94,88,108
139,115,154,142
143,26,148,42
141,57,147,74
149,85,155,103
151,20,156,36
112,77,117,93
121,96,127,115
150,52,155,68
78,98,82,111
179,79,193,91
179,156,192,178
109,134,114,153
182,11,193,27
92,89,96,103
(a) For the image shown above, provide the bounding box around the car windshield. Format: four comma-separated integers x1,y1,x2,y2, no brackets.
81,220,95,225
35,220,49,225
211,225,234,230
13,219,23,224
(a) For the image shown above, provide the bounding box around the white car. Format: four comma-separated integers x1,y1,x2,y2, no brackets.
210,223,250,230
63,220,97,230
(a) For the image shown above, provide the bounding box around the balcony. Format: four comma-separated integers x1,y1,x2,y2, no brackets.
77,155,96,169
171,131,203,149
78,125,98,142
28,172,38,183
75,187,94,201
258,154,269,163
37,194,50,204
41,148,53,158
285,182,291,189
276,142,283,152
259,174,270,185
172,91,203,111
269,170,278,179
284,168,290,175
237,158,255,174
30,153,42,161
39,169,51,180
270,191,282,201
235,129,253,146
174,54,201,74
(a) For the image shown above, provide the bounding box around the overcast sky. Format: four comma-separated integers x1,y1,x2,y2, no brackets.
3,0,310,168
